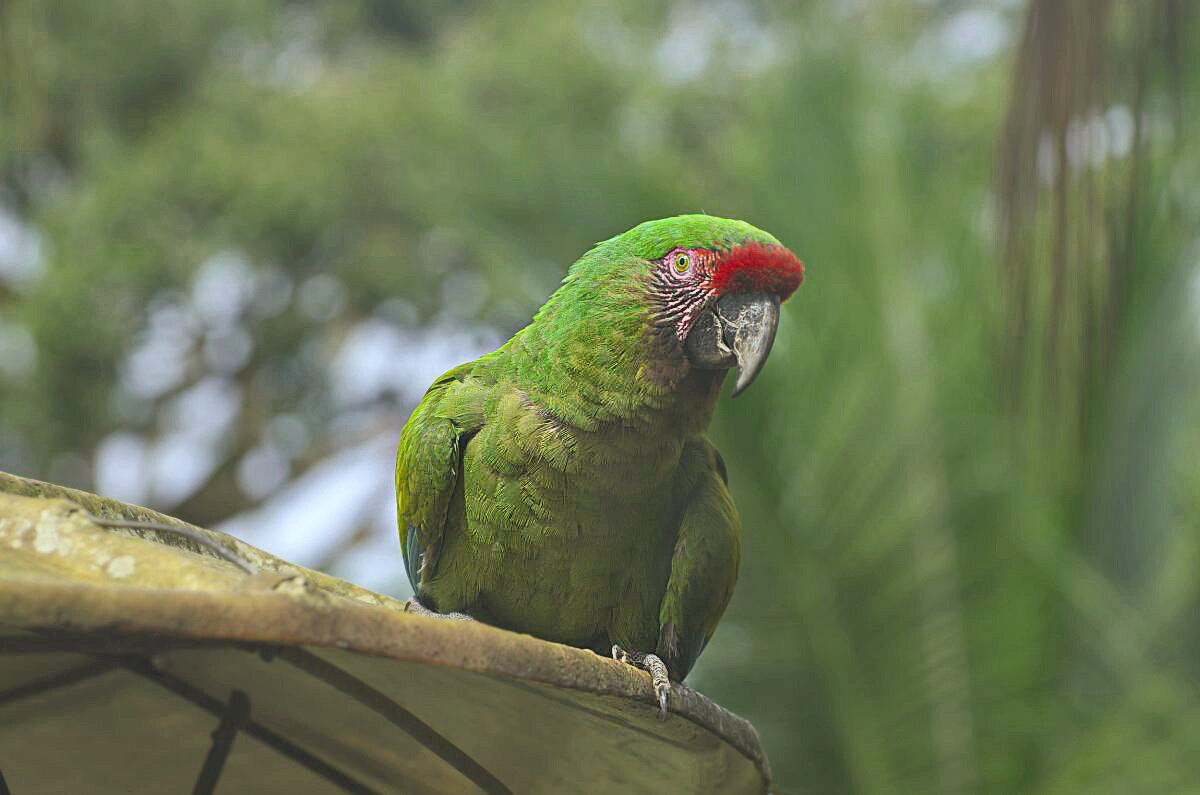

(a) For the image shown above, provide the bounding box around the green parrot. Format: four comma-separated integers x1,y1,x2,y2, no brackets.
396,215,804,712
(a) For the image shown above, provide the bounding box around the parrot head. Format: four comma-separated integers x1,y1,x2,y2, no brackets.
622,215,805,396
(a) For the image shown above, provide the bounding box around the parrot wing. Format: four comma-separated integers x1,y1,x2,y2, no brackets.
395,360,486,597
657,440,742,680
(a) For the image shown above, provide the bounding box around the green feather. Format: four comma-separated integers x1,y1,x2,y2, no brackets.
396,214,783,679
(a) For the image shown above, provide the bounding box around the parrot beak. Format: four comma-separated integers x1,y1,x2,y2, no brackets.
684,290,781,397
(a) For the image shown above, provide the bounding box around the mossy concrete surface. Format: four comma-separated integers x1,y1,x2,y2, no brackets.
0,472,772,793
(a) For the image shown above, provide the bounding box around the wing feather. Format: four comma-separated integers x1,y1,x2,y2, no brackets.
657,440,742,679
395,361,485,597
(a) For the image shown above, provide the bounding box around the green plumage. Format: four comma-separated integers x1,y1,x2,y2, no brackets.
396,215,784,679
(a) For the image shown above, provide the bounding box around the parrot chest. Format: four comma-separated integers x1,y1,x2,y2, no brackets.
434,408,688,649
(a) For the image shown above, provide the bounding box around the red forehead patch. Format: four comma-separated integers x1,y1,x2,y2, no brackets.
710,243,805,299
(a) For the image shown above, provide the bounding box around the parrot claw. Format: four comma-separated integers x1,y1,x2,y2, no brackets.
404,598,476,621
612,645,672,719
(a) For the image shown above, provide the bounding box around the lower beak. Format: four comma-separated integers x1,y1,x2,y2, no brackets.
684,290,782,397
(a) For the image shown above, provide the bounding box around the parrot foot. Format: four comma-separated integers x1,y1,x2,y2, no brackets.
612,645,671,719
404,598,476,621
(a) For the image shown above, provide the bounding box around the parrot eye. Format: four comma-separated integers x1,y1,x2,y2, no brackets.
671,251,692,276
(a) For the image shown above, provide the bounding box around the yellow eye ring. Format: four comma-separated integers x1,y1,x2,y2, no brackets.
673,253,691,274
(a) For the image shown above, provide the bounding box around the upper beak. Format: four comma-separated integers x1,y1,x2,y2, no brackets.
683,290,782,397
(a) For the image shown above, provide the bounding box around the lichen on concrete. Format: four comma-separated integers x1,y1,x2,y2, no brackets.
0,471,409,610
105,555,136,579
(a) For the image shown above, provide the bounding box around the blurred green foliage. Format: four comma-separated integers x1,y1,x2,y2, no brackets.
2,1,1199,791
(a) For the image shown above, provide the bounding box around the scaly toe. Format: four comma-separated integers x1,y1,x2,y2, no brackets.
612,647,673,717
643,652,672,719
655,683,670,718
